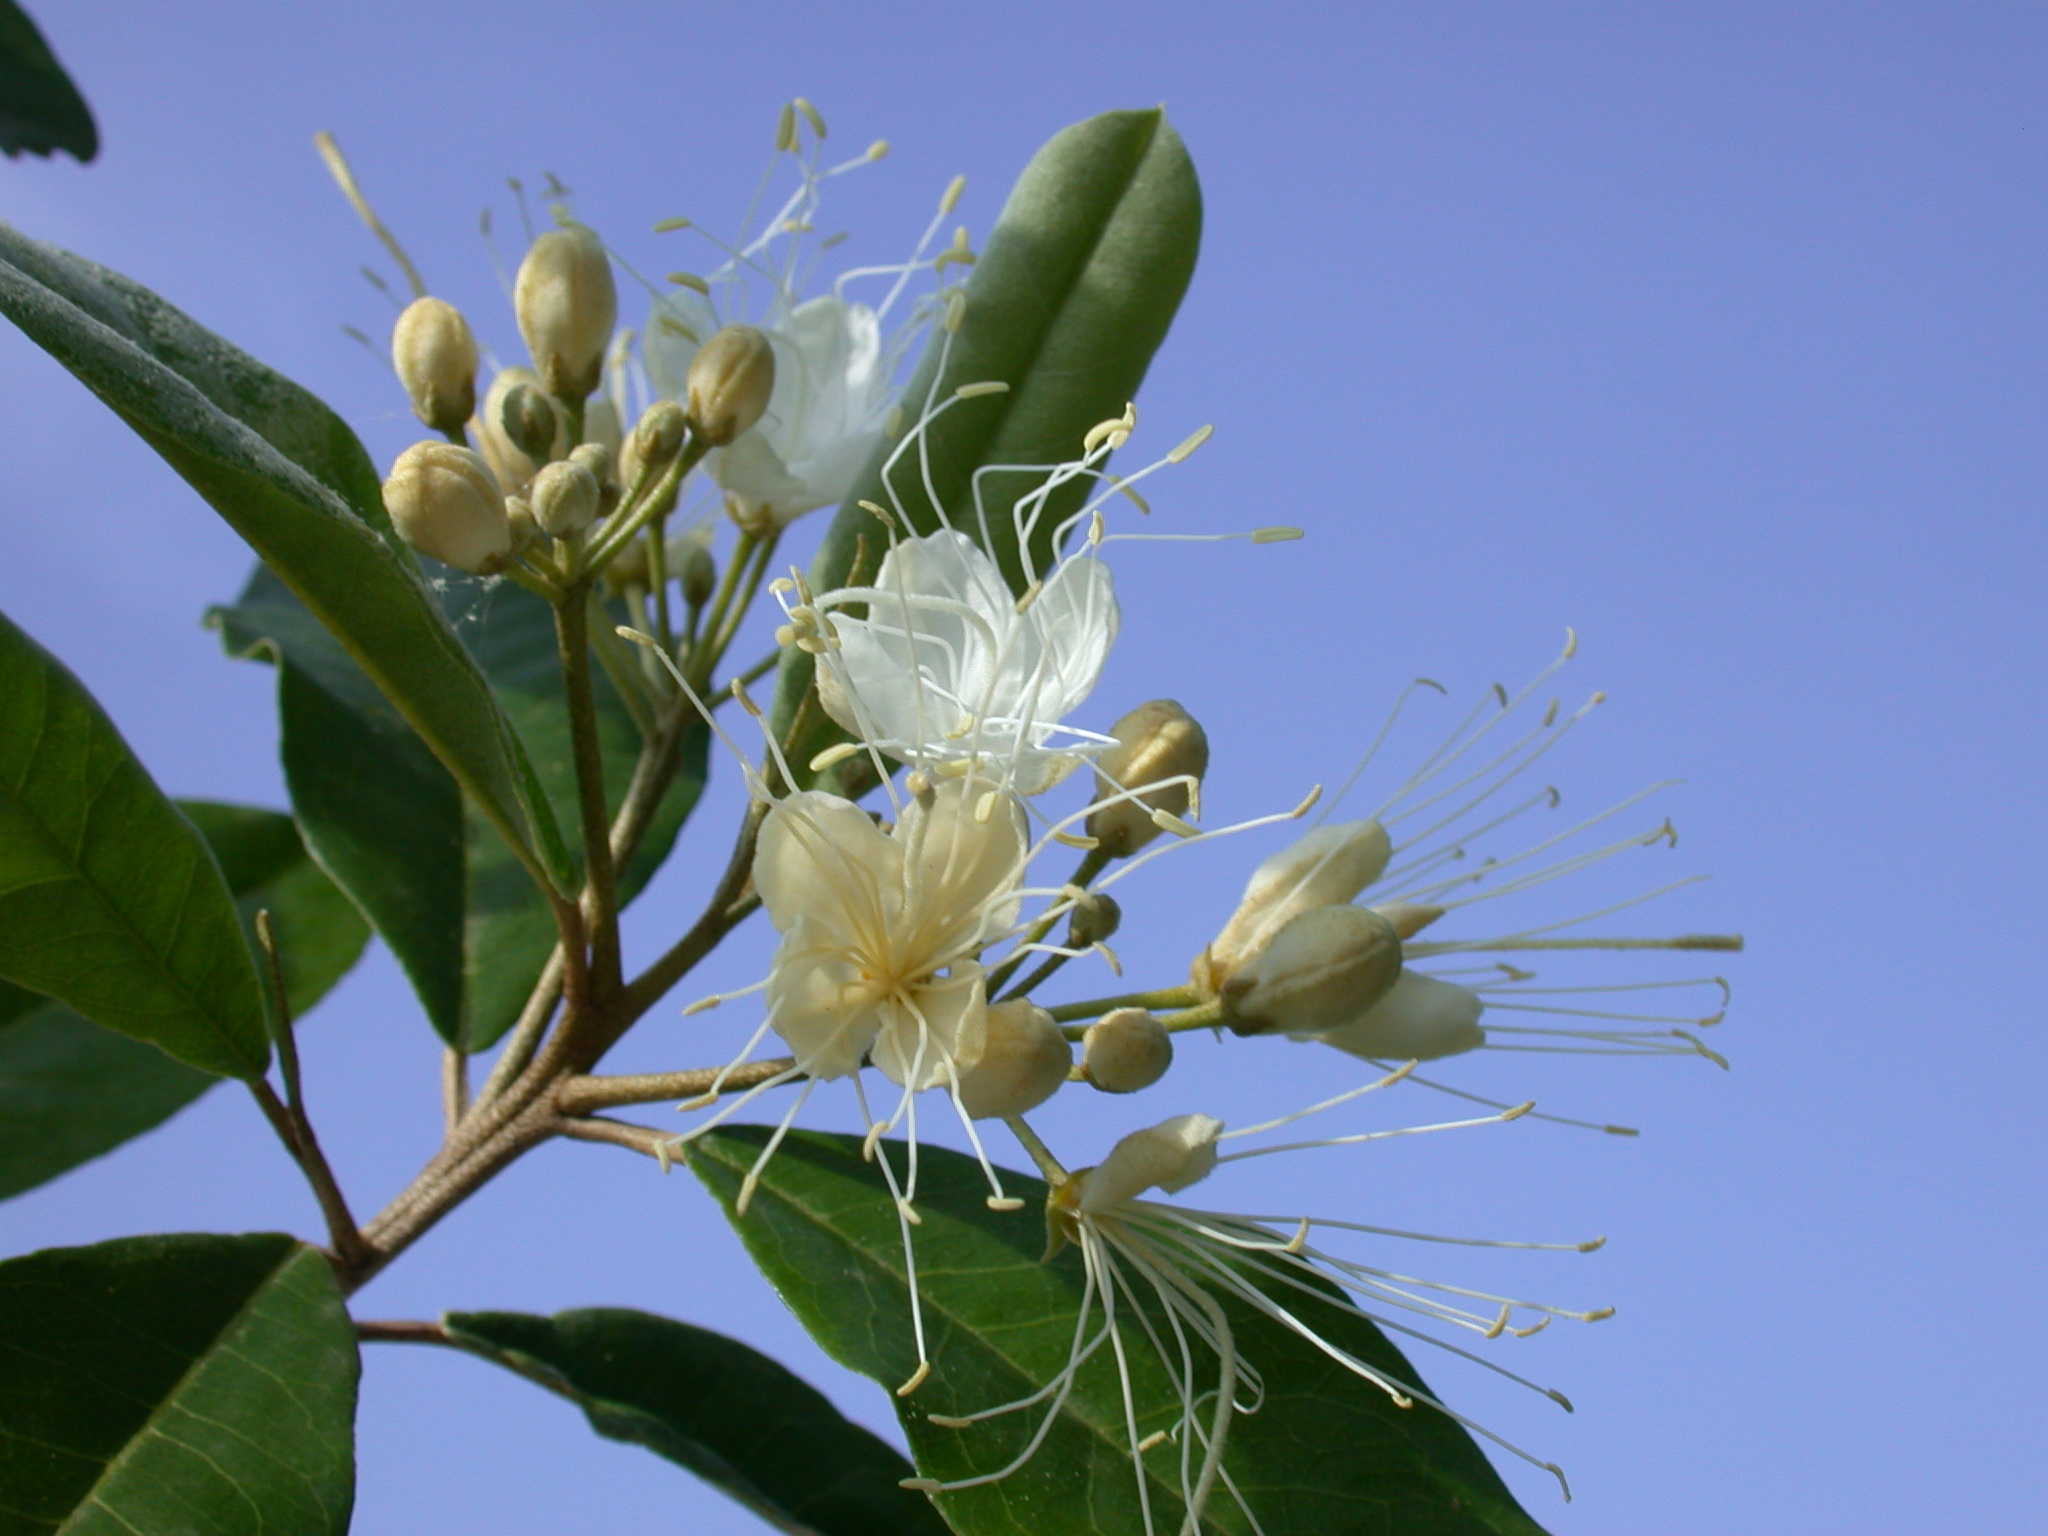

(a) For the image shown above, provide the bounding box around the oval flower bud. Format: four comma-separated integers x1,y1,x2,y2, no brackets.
1076,1113,1224,1214
1080,1007,1173,1094
391,296,478,435
686,325,776,446
515,225,617,400
1086,700,1210,859
1065,891,1121,950
678,531,717,608
1219,904,1403,1038
500,382,560,462
1303,969,1485,1062
474,368,563,497
955,1000,1071,1119
382,442,510,574
569,441,620,517
505,494,540,552
529,458,600,537
1196,819,1393,993
625,399,689,484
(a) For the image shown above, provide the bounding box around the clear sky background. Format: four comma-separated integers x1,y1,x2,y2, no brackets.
2,3,2043,1532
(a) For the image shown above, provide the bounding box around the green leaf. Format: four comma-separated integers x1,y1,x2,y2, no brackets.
773,108,1202,781
0,610,268,1080
694,1128,1550,1536
0,1232,358,1535
445,1307,949,1536
0,1,95,162
0,224,571,896
0,801,369,1202
215,564,706,1051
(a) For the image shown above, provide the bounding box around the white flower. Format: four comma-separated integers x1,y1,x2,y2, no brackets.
801,529,1120,795
642,117,962,531
912,1085,1600,1529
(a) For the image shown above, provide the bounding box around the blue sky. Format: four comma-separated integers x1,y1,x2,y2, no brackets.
2,4,2043,1531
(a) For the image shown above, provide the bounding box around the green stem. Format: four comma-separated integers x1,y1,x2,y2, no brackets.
649,512,674,650
1045,985,1201,1026
554,586,621,998
1003,1115,1069,1183
690,530,757,681
585,598,656,738
985,849,1111,996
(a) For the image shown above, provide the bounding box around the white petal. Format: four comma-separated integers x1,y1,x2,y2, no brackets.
1303,970,1486,1062
765,928,877,1080
713,430,810,522
1022,555,1119,726
754,791,900,934
1079,1113,1225,1213
896,778,1028,951
642,289,722,398
870,966,988,1090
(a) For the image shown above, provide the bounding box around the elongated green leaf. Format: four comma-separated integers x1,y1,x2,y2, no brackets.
0,1,95,162
0,802,369,1201
445,1307,948,1536
0,1232,357,1535
0,224,570,895
695,1128,1549,1536
0,611,267,1079
215,564,706,1050
773,108,1201,781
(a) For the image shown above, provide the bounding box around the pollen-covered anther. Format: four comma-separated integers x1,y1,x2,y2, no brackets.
896,1361,932,1398
1083,402,1137,455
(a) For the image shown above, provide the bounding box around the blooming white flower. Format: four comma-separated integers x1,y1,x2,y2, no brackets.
643,109,964,531
912,1083,1602,1530
804,528,1120,795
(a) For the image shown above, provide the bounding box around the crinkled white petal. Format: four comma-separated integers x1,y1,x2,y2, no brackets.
1079,1113,1226,1213
1299,970,1486,1062
895,778,1028,951
871,965,989,1090
755,790,900,933
764,927,879,1080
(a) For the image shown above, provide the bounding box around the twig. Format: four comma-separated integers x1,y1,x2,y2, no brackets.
559,1115,677,1161
355,1319,453,1345
441,1048,469,1135
555,587,622,999
555,1057,796,1116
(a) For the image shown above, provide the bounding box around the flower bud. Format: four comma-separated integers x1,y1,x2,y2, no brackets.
382,442,510,574
1371,901,1444,940
1065,891,1121,951
505,494,540,552
515,225,617,400
1302,970,1485,1062
1196,819,1392,993
474,368,563,498
1077,1113,1223,1214
500,381,560,463
529,459,600,537
678,532,717,608
685,325,775,446
1086,700,1209,859
390,296,478,435
625,399,689,483
569,442,619,518
955,1000,1071,1119
1080,1007,1172,1094
1220,904,1402,1038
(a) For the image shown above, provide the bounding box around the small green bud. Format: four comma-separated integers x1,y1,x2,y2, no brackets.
1065,891,1122,950
1080,1007,1172,1094
529,458,600,537
391,296,478,435
679,534,717,608
500,382,559,463
625,399,689,484
685,325,775,446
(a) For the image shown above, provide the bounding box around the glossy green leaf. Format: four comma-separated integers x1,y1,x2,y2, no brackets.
0,224,570,896
0,1232,358,1535
773,108,1202,781
695,1128,1550,1536
0,611,267,1079
215,564,706,1051
0,1,95,162
0,801,369,1202
445,1307,949,1536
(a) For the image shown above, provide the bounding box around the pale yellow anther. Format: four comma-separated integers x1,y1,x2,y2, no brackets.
681,995,721,1016
974,790,999,824
775,102,798,152
1014,581,1043,615
1136,1430,1170,1454
939,174,966,214
926,1415,972,1430
1582,1306,1616,1322
885,405,905,437
1578,1237,1608,1253
774,624,796,647
1051,830,1100,850
1291,784,1324,817
1512,1318,1553,1339
809,742,861,772
933,758,973,778
858,497,898,530
1502,1101,1536,1121
1563,626,1579,658
1285,1217,1312,1255
1093,942,1123,977
954,380,1009,400
666,271,711,294
1484,1306,1511,1340
1251,526,1305,543
796,97,826,137
866,139,890,161
1088,509,1106,546
900,1477,942,1492
896,1361,932,1397
1083,404,1137,455
769,577,797,596
1167,423,1215,463
680,1092,717,1111
944,289,966,333
1111,476,1151,515
1150,808,1199,838
653,216,692,233
897,1198,923,1227
730,678,762,717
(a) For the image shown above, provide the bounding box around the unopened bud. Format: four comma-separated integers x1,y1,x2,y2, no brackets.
1086,701,1209,859
686,325,776,446
1065,892,1121,950
515,225,617,400
1076,1113,1222,1214
1080,1008,1172,1094
955,1000,1071,1119
529,459,600,537
1197,819,1392,993
391,296,478,435
569,441,619,517
1303,970,1485,1062
475,369,562,497
505,495,540,552
678,533,717,607
627,399,689,482
1220,904,1403,1038
382,442,510,574
1371,901,1444,940
501,382,559,463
